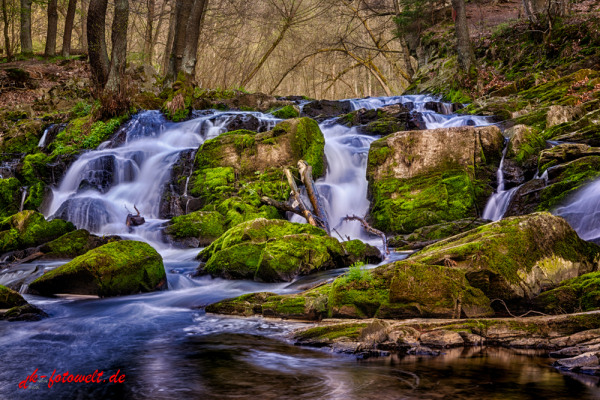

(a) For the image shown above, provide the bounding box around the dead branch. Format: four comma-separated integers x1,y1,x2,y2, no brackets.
343,214,389,257
261,196,303,216
284,168,320,229
298,160,330,235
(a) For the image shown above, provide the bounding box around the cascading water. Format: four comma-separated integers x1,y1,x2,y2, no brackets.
482,143,520,221
37,128,49,147
19,187,27,212
554,179,600,241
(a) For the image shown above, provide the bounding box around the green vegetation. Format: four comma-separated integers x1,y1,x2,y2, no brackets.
0,211,75,253
0,285,28,309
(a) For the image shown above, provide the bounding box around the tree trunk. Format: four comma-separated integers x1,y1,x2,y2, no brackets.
180,0,208,77
451,0,476,72
3,0,12,60
105,0,129,93
522,0,567,28
62,0,78,57
143,0,155,64
165,0,193,83
87,0,110,88
81,0,88,51
44,0,58,56
19,0,33,56
162,1,176,73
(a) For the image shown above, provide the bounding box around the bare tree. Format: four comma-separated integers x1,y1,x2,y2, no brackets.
44,0,59,56
3,0,12,60
451,0,475,72
20,0,32,55
105,0,129,92
143,0,155,63
62,0,78,57
87,0,110,87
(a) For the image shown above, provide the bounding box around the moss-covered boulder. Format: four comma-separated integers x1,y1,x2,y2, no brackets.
29,241,167,297
188,118,326,230
0,178,22,219
506,124,545,171
164,211,225,247
538,143,600,174
272,105,300,119
411,212,600,306
335,103,424,135
506,156,600,216
0,211,75,253
388,218,489,248
0,284,27,308
366,125,504,234
39,229,121,259
206,260,493,320
196,218,379,282
0,119,43,154
533,272,600,314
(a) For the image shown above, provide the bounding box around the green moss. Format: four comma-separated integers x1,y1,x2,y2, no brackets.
0,210,75,252
275,118,326,178
166,211,225,242
295,323,368,341
0,178,22,218
0,284,27,308
29,241,166,297
272,105,300,119
0,120,44,154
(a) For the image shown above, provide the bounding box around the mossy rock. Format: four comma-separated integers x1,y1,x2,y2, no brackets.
0,178,22,219
196,218,375,282
366,126,504,234
0,210,75,253
205,260,492,320
164,211,225,247
272,105,300,119
39,229,121,259
411,212,600,305
389,218,489,247
0,119,43,154
0,284,27,308
538,144,600,174
533,272,600,314
29,241,167,297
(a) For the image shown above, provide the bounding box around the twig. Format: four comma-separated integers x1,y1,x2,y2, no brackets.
343,214,389,257
490,298,550,318
333,228,346,242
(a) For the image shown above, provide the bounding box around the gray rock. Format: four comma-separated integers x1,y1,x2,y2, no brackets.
420,330,464,348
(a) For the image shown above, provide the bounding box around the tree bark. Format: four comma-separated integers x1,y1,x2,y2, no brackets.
522,0,567,28
162,1,176,73
62,0,78,57
180,0,208,77
81,0,88,51
19,0,33,56
143,0,155,64
44,0,58,56
165,0,193,83
451,0,476,72
3,0,12,60
284,168,319,229
105,0,129,93
298,161,330,235
87,0,110,87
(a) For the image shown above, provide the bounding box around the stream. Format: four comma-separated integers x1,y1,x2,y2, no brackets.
1,96,599,399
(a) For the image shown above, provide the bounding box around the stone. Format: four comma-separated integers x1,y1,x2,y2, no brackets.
29,241,167,297
533,272,600,314
419,330,464,347
0,211,75,254
411,212,600,305
366,125,504,233
0,284,27,308
547,105,583,128
302,99,353,119
459,331,486,345
164,211,225,247
538,143,600,173
39,229,121,259
1,304,48,321
407,346,441,356
554,352,599,370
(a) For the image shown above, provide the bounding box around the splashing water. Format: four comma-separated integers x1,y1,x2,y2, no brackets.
482,143,520,221
554,178,600,241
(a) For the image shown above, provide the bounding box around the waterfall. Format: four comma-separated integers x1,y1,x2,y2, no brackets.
554,179,600,241
482,143,519,221
19,187,28,212
38,129,49,147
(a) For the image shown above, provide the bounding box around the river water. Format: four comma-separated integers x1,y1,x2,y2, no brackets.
1,96,598,399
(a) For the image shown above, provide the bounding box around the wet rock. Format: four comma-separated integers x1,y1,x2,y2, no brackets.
29,241,167,297
424,101,453,115
550,343,600,358
272,105,300,119
159,149,195,219
302,99,353,119
533,272,600,314
547,105,583,128
459,331,486,346
538,143,600,174
1,304,49,321
0,211,75,254
39,229,121,259
196,219,373,282
554,352,599,370
366,125,504,233
163,211,225,248
388,218,489,249
0,284,28,308
411,212,600,306
504,178,546,217
420,330,465,347
501,159,525,188
407,346,441,356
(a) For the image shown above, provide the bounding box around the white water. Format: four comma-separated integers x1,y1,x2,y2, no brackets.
19,187,27,212
482,144,520,221
554,179,600,241
45,110,279,247
37,128,49,147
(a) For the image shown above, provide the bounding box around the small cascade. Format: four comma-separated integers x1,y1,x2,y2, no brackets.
38,128,49,147
18,284,28,294
554,179,600,241
19,187,28,212
482,144,519,221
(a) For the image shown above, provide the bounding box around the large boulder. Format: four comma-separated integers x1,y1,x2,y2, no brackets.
533,271,600,314
302,99,353,119
538,143,600,173
196,218,380,282
29,241,167,297
366,125,504,234
336,104,426,135
39,229,121,259
0,284,27,308
163,211,225,247
206,259,493,319
411,212,600,307
0,211,75,253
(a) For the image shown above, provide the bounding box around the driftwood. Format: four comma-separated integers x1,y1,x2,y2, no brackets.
126,204,146,227
344,214,389,256
284,168,319,228
298,161,331,235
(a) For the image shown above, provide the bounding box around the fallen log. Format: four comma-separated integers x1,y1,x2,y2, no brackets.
298,161,331,235
284,168,319,229
343,214,389,256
